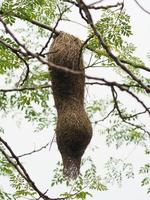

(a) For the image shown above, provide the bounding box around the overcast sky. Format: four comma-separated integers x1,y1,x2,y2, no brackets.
0,0,150,200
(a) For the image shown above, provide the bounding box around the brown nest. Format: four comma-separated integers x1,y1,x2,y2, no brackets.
48,32,92,179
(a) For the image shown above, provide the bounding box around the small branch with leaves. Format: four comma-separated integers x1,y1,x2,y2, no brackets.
0,136,65,200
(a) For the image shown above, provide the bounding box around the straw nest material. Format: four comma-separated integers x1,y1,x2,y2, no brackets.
48,32,92,179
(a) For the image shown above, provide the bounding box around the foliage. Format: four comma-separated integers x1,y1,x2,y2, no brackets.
0,37,21,74
87,9,145,88
88,10,132,51
0,0,149,199
140,162,150,194
104,157,134,186
51,157,107,199
0,156,36,199
1,0,57,24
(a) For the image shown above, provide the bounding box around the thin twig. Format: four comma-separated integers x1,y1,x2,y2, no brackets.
88,0,105,7
0,84,51,93
49,133,56,151
14,54,30,87
94,106,116,124
17,143,49,158
78,35,93,67
134,0,150,15
39,5,67,55
111,86,150,137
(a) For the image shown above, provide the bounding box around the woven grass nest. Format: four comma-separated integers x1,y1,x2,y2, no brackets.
48,32,93,179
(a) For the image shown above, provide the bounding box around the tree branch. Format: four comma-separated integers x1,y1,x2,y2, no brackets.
0,38,28,57
76,0,150,93
94,105,116,124
0,5,150,121
86,76,150,116
39,5,67,56
134,0,150,15
111,86,150,137
0,10,60,36
120,59,150,73
1,8,150,76
17,143,49,158
64,0,124,10
88,1,124,10
0,136,65,200
14,53,30,87
0,84,51,93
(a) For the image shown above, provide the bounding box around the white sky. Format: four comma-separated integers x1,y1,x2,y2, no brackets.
0,0,150,200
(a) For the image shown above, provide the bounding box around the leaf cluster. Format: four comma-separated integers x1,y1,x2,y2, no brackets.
140,163,150,194
1,0,57,24
104,157,134,186
0,156,36,199
51,157,107,199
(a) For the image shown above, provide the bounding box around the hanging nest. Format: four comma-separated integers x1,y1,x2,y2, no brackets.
48,32,92,179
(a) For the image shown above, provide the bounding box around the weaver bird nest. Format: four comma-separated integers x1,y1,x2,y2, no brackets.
48,32,92,179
